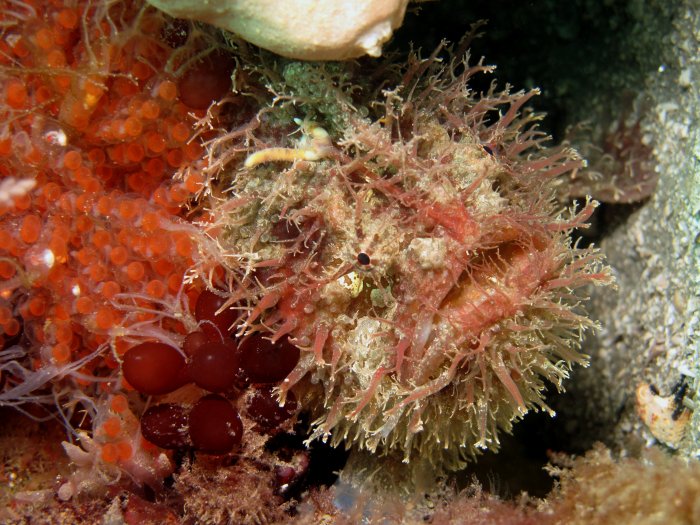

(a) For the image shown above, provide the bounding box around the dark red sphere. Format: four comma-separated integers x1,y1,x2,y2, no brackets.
122,342,187,395
238,335,300,384
194,289,239,341
177,52,235,110
274,466,297,493
188,394,243,454
182,330,209,356
188,340,240,393
140,403,190,449
246,387,297,430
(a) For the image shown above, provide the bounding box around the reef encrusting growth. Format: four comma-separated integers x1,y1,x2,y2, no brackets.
202,42,612,470
292,443,700,525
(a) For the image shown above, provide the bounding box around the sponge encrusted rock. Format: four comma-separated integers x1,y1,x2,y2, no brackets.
146,0,409,60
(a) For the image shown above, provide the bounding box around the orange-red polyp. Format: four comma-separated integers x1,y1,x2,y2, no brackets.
175,235,193,258
89,264,111,285
169,122,190,143
101,281,121,299
124,116,143,137
146,132,167,154
91,230,111,249
0,262,15,279
55,322,73,344
132,61,152,81
110,394,128,413
145,279,166,299
184,172,204,193
126,142,145,163
141,100,160,120
63,151,82,171
28,297,46,316
166,149,183,168
52,343,71,363
57,9,79,29
101,443,118,463
13,193,31,211
75,296,95,315
102,416,121,437
35,28,54,50
116,441,133,461
75,215,93,233
109,246,129,266
147,235,168,256
6,80,28,109
95,306,116,330
20,215,42,244
141,212,160,232
157,81,178,101
0,307,12,324
46,49,66,68
4,318,20,337
126,261,145,281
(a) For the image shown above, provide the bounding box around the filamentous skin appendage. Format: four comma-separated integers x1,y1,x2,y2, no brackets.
207,50,613,471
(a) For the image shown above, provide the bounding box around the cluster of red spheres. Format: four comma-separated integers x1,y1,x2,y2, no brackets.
122,290,299,454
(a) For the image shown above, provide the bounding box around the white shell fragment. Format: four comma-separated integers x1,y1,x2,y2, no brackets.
337,271,364,298
146,0,410,60
636,381,691,449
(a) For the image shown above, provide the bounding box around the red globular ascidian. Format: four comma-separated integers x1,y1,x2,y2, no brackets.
140,402,190,449
246,386,298,431
124,286,301,456
122,342,187,395
188,340,240,393
188,394,243,454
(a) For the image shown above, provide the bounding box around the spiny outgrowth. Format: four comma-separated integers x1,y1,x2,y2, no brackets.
207,45,613,471
561,93,657,203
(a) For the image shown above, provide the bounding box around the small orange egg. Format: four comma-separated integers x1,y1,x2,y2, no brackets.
20,215,42,244
126,261,145,281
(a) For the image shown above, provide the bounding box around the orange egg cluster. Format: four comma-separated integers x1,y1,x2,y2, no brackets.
0,0,227,456
97,396,135,464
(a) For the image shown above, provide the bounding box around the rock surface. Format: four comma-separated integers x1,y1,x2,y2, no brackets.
562,3,700,458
